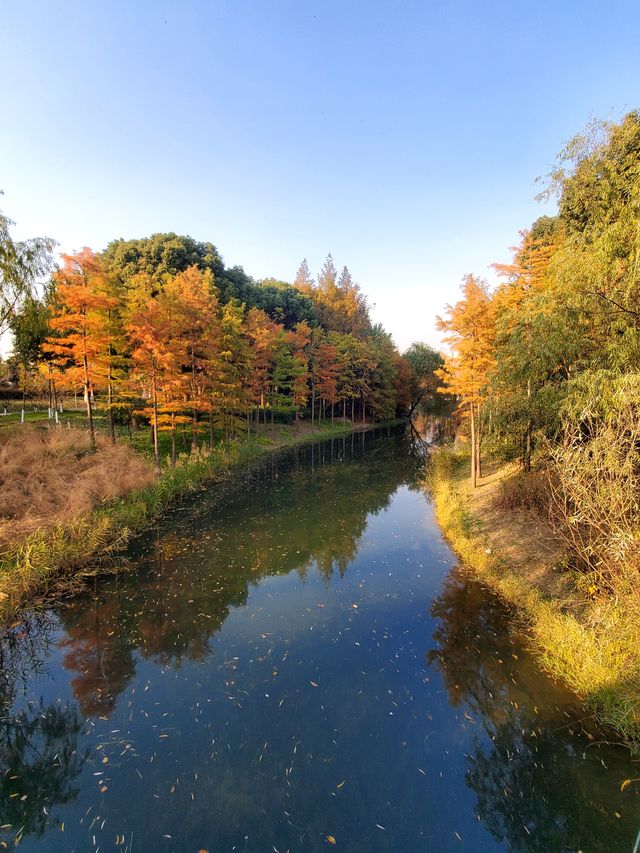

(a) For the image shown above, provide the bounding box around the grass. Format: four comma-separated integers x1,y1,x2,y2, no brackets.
0,427,156,547
428,445,640,751
0,416,387,619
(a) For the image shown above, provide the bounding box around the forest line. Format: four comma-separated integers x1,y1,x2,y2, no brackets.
3,230,441,469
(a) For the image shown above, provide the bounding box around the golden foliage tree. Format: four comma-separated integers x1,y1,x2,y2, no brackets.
436,275,495,487
45,249,118,448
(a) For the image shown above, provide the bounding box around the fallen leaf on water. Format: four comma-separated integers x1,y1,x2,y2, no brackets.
336,780,345,788
310,681,319,688
326,835,336,844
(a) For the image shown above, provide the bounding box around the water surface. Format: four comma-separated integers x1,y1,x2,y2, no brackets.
1,429,639,852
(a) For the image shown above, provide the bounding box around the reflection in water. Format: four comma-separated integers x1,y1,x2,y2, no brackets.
0,699,85,839
0,427,638,852
430,570,640,853
57,428,421,712
0,617,87,841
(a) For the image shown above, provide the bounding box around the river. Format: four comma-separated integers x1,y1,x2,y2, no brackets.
1,427,639,852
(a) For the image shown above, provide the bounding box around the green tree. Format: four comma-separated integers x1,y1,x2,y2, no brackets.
0,203,55,336
403,342,444,416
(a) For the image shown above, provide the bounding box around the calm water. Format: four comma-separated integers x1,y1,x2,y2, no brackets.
1,428,639,852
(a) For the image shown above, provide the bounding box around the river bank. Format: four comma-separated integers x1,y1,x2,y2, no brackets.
429,445,640,752
0,418,392,620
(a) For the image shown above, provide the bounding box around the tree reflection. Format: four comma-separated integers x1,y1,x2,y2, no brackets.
56,428,417,716
429,569,640,852
0,617,87,843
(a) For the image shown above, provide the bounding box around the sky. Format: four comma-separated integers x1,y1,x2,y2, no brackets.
2,0,640,351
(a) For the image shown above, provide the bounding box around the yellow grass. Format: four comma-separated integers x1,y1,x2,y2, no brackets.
0,427,155,549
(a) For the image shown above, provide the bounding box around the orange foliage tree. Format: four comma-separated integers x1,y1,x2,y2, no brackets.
45,249,118,448
163,266,220,451
436,275,496,487
125,284,179,470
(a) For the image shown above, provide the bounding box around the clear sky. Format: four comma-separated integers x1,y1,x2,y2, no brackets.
2,0,640,351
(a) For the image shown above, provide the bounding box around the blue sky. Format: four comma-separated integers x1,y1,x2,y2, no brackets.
2,0,640,350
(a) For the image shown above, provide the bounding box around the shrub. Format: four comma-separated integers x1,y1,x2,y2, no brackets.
548,380,640,593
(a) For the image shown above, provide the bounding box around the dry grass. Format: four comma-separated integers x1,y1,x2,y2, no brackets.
0,427,155,550
465,459,570,602
0,417,373,619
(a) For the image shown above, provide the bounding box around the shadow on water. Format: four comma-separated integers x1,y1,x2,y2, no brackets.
0,425,638,851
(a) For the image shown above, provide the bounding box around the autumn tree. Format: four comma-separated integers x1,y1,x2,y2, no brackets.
293,258,314,295
163,266,219,450
284,322,309,423
436,275,495,487
490,221,566,468
45,249,118,448
245,307,280,433
215,301,252,440
125,275,183,469
309,330,339,425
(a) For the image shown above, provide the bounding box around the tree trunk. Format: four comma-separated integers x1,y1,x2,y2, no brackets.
524,379,532,472
311,387,315,427
470,402,477,489
476,402,482,482
107,380,115,444
191,356,198,451
21,364,26,423
83,353,96,449
151,372,160,472
171,417,177,468
192,404,198,451
52,373,59,418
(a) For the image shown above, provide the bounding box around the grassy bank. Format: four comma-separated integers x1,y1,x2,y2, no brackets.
0,418,386,619
429,446,640,751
